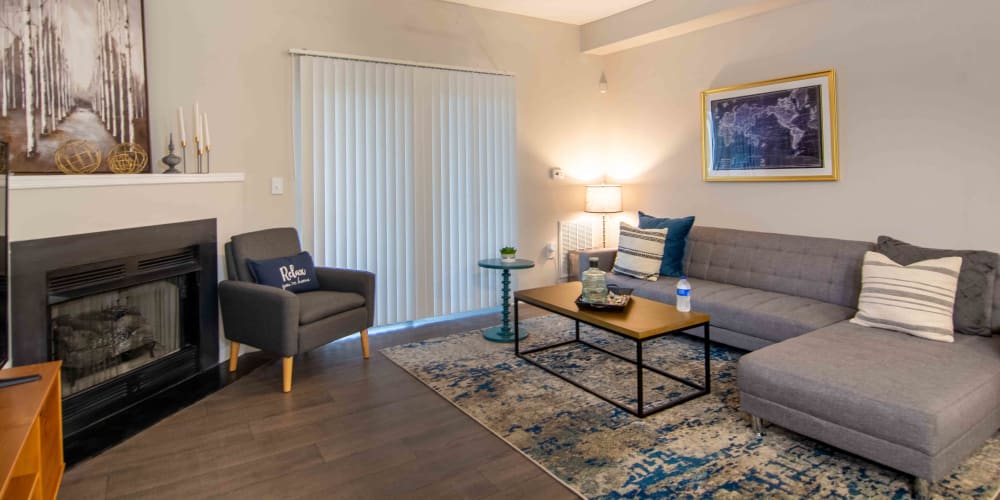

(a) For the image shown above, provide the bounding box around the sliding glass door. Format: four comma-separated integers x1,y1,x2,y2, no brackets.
293,55,516,326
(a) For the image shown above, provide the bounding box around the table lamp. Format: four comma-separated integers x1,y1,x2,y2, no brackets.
585,184,623,248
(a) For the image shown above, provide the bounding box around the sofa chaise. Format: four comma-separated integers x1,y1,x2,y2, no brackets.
571,226,1000,496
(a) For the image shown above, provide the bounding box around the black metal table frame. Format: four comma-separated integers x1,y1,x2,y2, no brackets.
513,299,711,418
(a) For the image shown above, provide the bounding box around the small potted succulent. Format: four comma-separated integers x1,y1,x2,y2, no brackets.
499,246,517,263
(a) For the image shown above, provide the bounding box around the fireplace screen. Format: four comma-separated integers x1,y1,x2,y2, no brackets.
50,278,187,396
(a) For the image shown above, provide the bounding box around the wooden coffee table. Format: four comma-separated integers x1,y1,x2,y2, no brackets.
513,282,711,417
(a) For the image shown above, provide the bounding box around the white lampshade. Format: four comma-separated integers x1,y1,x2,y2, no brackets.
585,185,623,214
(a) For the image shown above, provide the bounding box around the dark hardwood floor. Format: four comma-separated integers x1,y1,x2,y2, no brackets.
60,306,578,500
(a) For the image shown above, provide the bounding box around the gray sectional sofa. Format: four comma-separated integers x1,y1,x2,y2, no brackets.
571,226,1000,495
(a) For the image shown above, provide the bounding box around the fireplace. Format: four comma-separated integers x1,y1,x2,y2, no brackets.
11,220,218,437
51,275,193,397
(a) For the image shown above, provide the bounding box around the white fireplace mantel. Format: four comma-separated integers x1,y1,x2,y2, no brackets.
8,171,247,244
8,172,245,190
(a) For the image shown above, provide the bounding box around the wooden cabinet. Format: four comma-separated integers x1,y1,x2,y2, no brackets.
0,362,63,500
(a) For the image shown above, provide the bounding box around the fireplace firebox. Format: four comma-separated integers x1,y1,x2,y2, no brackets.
51,275,194,397
11,220,218,437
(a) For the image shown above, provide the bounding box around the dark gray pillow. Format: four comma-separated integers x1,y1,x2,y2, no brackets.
877,236,997,336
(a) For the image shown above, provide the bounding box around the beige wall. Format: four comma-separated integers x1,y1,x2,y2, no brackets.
601,0,1000,253
16,0,995,333
143,0,606,289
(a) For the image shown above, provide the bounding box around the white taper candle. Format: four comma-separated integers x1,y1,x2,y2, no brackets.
203,113,211,149
194,101,202,140
177,106,186,144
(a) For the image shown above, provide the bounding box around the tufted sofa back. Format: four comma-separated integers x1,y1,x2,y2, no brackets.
683,226,874,308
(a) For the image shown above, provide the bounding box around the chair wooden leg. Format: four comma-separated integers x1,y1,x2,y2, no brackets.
360,329,370,359
282,357,293,393
228,342,240,372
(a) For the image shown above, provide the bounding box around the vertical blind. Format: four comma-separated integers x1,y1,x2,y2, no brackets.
292,55,516,326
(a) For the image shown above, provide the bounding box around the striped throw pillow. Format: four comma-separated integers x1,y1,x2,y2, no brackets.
613,222,668,281
850,251,963,343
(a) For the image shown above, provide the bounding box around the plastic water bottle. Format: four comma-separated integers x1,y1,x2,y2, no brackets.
676,276,691,312
582,257,609,303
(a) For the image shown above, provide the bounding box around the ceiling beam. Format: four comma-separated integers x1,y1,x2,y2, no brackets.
581,0,808,55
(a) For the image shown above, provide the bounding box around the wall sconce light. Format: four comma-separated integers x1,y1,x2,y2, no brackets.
598,72,608,94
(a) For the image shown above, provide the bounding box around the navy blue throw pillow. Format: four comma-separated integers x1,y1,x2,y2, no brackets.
247,252,320,293
637,212,695,277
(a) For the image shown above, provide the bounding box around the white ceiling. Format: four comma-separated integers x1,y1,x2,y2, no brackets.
441,0,654,25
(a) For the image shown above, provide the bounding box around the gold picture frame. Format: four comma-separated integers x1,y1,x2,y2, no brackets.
701,70,838,182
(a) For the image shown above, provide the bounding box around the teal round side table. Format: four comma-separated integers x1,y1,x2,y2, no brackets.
479,258,535,343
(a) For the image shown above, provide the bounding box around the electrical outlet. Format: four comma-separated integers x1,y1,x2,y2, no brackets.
271,177,284,195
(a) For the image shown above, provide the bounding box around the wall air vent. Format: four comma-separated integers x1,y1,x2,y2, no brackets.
558,220,597,281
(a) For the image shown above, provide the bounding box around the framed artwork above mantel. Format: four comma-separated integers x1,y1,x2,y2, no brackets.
702,70,838,182
0,0,150,174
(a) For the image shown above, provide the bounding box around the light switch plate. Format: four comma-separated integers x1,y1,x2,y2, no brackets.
271,177,284,195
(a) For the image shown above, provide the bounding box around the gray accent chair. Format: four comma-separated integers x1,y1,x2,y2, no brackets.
571,226,1000,496
219,228,374,392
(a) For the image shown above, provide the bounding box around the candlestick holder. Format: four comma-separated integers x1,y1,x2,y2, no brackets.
180,139,188,173
205,146,211,173
161,134,182,174
195,136,203,173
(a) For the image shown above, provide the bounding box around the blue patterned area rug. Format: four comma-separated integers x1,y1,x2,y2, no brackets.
381,315,1000,499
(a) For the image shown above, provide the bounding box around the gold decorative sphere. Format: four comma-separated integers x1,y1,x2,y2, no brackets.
106,143,149,174
55,140,102,174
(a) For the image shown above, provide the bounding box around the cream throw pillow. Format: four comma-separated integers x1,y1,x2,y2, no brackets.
612,222,667,281
850,251,963,343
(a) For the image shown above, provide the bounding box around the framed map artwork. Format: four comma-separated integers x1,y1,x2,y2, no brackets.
702,70,838,182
